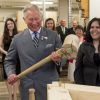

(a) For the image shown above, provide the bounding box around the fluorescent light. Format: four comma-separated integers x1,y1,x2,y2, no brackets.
30,1,53,5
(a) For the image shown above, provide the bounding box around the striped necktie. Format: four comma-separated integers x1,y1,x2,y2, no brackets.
33,31,39,48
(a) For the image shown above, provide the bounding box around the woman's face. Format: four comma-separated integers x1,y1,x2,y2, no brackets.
7,20,14,31
46,20,54,30
75,29,84,38
90,21,100,40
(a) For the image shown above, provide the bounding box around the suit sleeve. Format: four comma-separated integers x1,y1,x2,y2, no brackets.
74,44,84,84
4,37,18,77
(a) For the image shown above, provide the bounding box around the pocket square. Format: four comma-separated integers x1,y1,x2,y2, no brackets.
45,44,53,48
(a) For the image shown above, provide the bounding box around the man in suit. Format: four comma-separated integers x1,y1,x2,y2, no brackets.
56,19,68,43
67,20,78,35
4,4,62,100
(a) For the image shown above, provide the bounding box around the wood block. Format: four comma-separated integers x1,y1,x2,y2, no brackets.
29,89,35,100
47,82,100,100
0,82,20,100
47,86,72,100
65,83,100,100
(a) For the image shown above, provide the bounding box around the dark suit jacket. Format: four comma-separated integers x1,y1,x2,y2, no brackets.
74,42,100,86
67,27,76,35
56,25,68,43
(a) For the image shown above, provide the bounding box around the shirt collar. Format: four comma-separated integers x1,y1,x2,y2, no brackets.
61,26,65,28
29,28,41,38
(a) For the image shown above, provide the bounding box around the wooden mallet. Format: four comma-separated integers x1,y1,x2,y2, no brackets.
17,44,77,79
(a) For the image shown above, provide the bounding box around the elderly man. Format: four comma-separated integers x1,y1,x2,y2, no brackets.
67,20,78,35
4,4,62,100
56,19,68,43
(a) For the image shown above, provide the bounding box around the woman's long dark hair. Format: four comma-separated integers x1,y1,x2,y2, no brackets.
85,17,100,42
3,18,18,44
44,18,56,30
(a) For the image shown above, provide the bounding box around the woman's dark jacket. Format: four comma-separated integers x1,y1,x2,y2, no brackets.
74,41,100,85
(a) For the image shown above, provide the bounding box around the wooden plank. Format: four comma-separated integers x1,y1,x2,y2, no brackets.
65,83,100,100
47,82,100,100
47,87,72,100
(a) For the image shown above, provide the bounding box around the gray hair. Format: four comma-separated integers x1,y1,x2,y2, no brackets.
23,4,42,18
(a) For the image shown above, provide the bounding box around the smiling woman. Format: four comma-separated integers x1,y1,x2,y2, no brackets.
74,17,100,86
0,18,20,100
44,18,56,30
90,21,100,41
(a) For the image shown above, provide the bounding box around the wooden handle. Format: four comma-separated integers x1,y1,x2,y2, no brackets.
17,55,51,79
17,44,77,79
17,48,62,79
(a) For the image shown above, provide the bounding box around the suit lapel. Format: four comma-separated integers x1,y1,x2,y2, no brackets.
59,26,63,34
24,28,33,41
24,28,49,50
38,27,48,49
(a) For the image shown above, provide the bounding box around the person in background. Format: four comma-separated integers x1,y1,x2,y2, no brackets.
74,18,100,86
44,18,61,75
83,18,87,33
63,33,80,82
4,4,62,100
64,25,85,82
75,25,85,45
44,18,56,31
56,19,68,43
0,18,20,100
67,20,78,35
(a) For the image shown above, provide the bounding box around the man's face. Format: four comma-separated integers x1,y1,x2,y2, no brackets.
60,20,66,27
24,10,42,32
73,21,78,28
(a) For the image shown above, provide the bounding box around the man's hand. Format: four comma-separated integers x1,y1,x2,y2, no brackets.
7,74,18,85
51,51,61,61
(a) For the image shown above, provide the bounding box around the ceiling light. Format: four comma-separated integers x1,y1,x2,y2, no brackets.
30,1,53,5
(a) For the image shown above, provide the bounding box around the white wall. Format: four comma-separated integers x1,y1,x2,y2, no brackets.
0,9,58,32
0,9,18,34
89,0,100,20
58,0,69,27
45,11,58,25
